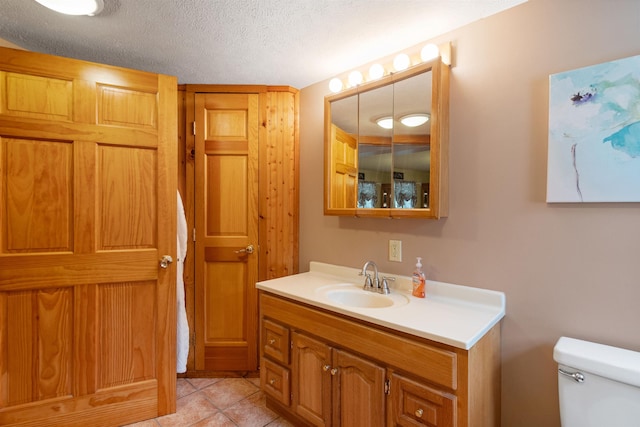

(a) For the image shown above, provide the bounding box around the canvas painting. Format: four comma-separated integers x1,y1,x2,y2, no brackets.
547,54,640,202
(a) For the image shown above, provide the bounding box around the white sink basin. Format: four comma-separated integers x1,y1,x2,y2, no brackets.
316,284,409,309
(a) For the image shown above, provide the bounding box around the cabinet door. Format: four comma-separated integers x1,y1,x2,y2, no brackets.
333,349,386,427
390,373,456,427
292,332,332,426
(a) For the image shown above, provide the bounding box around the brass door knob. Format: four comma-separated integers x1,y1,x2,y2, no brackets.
415,408,424,418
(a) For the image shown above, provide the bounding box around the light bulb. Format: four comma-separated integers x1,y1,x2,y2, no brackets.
348,70,363,87
420,44,440,62
393,53,410,71
329,78,343,93
368,64,385,80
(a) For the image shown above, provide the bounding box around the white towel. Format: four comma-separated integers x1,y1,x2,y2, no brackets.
176,190,189,373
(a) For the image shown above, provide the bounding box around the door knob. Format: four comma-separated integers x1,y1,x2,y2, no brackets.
234,245,254,254
159,255,173,269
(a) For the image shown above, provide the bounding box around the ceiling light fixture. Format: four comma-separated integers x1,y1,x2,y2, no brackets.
376,117,394,130
400,113,429,127
34,0,104,16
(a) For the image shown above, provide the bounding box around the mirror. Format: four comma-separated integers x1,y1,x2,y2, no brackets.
358,83,393,209
325,59,449,219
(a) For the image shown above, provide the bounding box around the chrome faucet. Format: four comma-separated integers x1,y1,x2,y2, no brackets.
360,261,379,291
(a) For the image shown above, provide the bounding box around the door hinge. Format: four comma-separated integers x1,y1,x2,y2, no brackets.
192,228,196,242
384,379,390,395
192,121,196,136
190,333,196,346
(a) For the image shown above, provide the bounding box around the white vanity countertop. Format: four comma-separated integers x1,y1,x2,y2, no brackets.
256,261,506,350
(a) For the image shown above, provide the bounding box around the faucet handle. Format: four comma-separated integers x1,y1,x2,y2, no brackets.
380,276,395,294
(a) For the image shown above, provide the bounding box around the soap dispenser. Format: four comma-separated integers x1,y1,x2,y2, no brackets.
412,257,426,298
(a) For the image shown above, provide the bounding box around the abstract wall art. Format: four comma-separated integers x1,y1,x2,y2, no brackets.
547,54,640,202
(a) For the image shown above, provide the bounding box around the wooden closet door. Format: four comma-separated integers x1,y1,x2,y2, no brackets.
194,93,259,371
0,47,177,426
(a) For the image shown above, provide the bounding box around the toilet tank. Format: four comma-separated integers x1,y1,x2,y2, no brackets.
553,336,640,427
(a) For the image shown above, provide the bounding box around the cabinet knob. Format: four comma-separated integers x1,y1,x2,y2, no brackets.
269,379,276,385
268,338,276,345
330,368,338,376
322,364,331,372
415,408,424,418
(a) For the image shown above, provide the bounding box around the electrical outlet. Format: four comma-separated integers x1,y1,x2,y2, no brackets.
389,240,402,262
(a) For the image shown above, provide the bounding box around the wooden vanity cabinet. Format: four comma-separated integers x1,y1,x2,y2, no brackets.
292,332,386,427
259,292,501,427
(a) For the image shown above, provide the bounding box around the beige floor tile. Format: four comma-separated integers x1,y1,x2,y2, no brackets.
200,378,260,410
190,411,237,426
156,391,218,427
265,417,296,427
122,419,160,427
187,377,224,390
176,378,197,398
223,391,279,427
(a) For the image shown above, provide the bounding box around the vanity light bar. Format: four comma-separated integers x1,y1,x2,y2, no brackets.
328,42,451,93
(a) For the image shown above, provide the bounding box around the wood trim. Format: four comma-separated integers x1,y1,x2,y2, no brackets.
184,84,268,94
155,73,178,416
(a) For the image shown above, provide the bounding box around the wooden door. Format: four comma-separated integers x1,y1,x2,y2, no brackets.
333,349,385,427
292,332,332,427
0,48,177,426
194,93,259,371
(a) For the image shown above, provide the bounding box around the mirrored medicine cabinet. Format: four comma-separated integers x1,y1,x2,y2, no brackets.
324,57,450,219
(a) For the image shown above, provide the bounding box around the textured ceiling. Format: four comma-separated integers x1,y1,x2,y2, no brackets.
0,0,525,88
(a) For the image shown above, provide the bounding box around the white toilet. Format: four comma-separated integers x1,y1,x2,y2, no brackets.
553,336,640,426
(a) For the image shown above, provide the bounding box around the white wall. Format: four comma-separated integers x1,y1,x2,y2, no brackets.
299,1,640,425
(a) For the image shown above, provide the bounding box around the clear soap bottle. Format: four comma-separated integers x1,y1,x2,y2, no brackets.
412,257,426,298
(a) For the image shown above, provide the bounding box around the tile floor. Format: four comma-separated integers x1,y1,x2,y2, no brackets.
123,377,295,427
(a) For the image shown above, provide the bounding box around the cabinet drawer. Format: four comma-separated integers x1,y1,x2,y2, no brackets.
261,357,291,406
390,373,456,427
263,318,290,364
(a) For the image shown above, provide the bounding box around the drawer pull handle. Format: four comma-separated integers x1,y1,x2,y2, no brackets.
330,368,338,376
322,364,331,372
269,379,276,385
268,338,276,345
415,408,424,418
